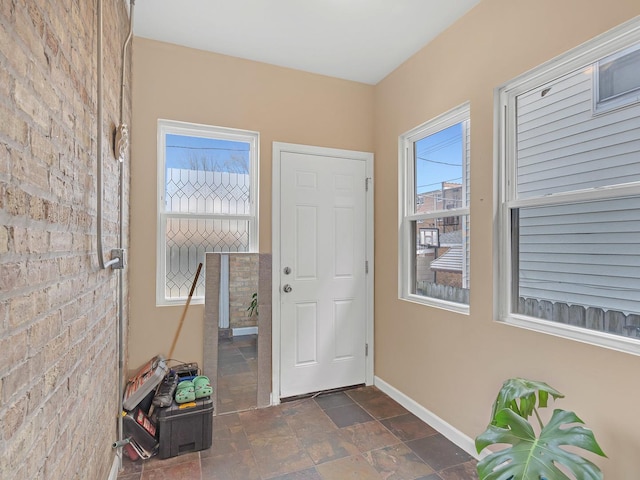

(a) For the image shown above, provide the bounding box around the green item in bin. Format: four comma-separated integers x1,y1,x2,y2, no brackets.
175,380,195,404
194,375,212,399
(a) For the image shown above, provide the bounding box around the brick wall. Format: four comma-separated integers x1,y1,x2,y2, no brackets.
0,1,130,478
229,254,259,330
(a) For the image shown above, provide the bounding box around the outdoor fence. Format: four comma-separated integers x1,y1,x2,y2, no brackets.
518,297,640,338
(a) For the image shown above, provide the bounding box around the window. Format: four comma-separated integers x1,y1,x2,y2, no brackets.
594,43,640,113
399,103,470,312
496,20,640,354
157,120,259,306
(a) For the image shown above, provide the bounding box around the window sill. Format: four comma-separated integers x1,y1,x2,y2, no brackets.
498,313,640,357
400,294,470,316
156,296,205,308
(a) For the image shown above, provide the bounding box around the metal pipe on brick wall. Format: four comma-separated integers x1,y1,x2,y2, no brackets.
96,0,135,471
97,0,106,270
116,0,135,470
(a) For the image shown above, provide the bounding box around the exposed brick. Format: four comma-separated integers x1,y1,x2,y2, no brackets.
14,7,47,68
0,301,6,334
44,331,69,366
49,231,72,252
1,396,27,441
23,439,45,479
28,350,46,387
4,183,31,217
0,0,130,477
25,3,45,38
0,63,12,100
0,145,9,178
0,226,8,254
0,329,27,374
1,365,28,405
33,66,60,111
0,102,29,146
29,130,56,166
26,380,44,416
8,293,35,329
5,408,41,470
0,22,30,80
0,0,14,22
27,312,59,354
14,83,50,132
26,162,50,194
0,263,26,292
26,258,59,285
12,226,49,255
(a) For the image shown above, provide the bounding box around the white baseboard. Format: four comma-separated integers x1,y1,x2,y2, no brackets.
107,453,121,480
374,376,484,460
233,326,258,336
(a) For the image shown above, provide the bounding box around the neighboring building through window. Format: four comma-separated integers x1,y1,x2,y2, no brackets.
399,103,470,312
594,42,640,113
496,20,640,354
157,120,259,306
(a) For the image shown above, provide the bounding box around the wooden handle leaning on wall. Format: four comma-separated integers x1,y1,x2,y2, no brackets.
168,262,203,360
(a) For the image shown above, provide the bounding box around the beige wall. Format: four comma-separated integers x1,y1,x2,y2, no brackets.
131,3,640,476
130,38,374,369
374,0,640,477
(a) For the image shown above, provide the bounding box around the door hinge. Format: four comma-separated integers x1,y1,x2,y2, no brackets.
365,260,369,274
365,177,372,192
365,343,369,356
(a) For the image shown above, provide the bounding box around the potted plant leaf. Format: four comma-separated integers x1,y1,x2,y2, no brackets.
247,292,258,317
475,378,606,480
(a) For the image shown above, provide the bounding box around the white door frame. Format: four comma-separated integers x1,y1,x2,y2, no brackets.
271,142,374,405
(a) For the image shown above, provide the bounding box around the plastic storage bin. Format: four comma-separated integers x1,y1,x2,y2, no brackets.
155,397,213,459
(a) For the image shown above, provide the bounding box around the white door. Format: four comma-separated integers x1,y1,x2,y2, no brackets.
278,148,369,398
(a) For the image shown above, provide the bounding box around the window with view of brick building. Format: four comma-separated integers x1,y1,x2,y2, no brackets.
399,103,470,312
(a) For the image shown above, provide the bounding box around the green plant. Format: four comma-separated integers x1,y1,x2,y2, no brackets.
475,378,606,480
247,292,258,317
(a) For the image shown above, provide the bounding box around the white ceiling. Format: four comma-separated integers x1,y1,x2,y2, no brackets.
133,0,480,85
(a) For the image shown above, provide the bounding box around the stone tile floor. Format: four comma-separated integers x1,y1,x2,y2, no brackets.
117,386,478,480
217,335,258,415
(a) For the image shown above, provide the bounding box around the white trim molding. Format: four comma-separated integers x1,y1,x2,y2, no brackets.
374,376,487,460
107,454,120,480
232,326,258,336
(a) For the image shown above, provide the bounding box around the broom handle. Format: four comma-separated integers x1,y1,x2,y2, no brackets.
168,262,203,359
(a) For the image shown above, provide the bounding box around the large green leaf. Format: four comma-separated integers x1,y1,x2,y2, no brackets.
491,378,564,427
476,409,606,480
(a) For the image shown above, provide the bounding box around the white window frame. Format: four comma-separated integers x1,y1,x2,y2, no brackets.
156,119,259,306
398,102,470,314
495,18,640,355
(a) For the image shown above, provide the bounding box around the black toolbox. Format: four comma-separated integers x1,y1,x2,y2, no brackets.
154,397,214,459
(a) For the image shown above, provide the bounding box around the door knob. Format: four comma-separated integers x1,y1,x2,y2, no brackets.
283,284,293,293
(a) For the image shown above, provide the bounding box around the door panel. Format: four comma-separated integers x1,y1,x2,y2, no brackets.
295,302,317,365
280,151,367,398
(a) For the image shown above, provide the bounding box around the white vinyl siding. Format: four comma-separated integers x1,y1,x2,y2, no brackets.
497,18,640,355
518,197,640,315
516,69,640,198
